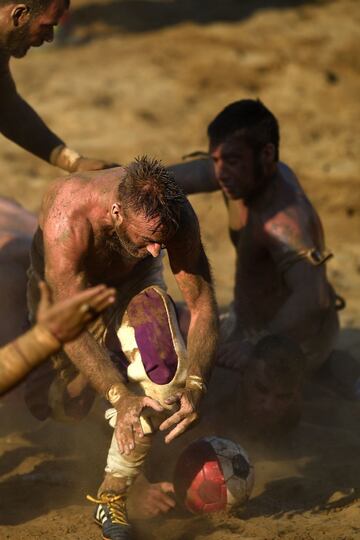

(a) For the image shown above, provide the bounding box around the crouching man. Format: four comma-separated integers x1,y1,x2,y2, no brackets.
170,99,341,376
25,156,219,539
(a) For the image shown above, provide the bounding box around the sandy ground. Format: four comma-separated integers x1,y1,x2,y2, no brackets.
0,0,360,538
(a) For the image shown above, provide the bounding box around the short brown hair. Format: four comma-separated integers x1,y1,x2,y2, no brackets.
118,155,186,233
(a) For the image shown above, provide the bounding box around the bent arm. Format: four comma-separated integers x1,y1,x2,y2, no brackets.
168,207,219,385
265,214,331,337
267,260,328,337
43,215,128,398
169,159,219,195
0,62,64,163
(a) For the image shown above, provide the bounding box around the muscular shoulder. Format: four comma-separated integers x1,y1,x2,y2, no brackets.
170,199,200,249
261,167,323,257
41,176,88,220
40,176,92,254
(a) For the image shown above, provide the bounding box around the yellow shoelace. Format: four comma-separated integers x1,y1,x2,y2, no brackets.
87,493,129,526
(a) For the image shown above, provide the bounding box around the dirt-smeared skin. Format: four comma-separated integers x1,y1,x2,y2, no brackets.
1,1,359,538
37,166,218,452
173,146,337,372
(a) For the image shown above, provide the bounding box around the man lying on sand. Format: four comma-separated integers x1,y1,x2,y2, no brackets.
202,334,306,442
0,0,114,172
25,156,219,539
171,99,341,377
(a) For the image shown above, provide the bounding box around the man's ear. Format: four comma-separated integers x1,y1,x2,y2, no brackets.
11,4,31,27
111,203,124,224
261,143,276,165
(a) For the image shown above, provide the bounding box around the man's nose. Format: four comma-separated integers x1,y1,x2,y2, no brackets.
146,243,162,258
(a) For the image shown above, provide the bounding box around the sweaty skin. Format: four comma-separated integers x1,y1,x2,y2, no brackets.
170,151,337,371
34,167,218,451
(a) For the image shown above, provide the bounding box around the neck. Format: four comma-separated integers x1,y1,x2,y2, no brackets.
245,163,279,209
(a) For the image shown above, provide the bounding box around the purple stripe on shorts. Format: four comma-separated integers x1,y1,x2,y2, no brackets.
127,288,178,384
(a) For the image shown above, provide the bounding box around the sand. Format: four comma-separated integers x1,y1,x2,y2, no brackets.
0,0,359,538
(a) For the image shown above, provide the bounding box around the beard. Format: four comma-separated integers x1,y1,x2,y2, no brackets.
5,23,32,58
105,229,148,261
243,156,269,204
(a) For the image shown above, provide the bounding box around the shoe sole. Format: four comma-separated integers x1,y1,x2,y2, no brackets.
94,517,111,540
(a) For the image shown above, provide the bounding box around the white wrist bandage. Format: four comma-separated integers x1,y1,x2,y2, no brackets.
50,144,82,172
186,374,207,394
106,384,124,406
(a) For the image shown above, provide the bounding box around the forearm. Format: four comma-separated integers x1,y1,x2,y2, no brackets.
0,324,60,395
267,291,319,336
0,92,63,162
63,331,128,398
186,296,219,385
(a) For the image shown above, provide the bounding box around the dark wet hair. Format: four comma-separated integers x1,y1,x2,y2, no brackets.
207,99,280,161
118,155,187,233
250,334,306,385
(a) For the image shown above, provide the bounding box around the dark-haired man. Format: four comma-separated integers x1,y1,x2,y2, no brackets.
26,156,218,539
171,99,340,375
0,0,114,172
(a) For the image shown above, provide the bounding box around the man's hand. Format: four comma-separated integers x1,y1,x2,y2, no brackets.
216,340,253,370
49,144,118,172
114,394,164,455
159,388,202,444
128,475,175,520
37,281,116,342
71,156,119,173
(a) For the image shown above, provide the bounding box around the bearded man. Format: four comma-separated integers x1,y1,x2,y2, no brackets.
26,155,219,539
171,99,340,375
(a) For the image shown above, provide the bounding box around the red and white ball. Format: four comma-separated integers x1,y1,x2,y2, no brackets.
173,436,254,514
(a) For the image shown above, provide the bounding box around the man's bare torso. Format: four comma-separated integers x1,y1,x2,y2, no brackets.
231,163,330,331
32,169,161,287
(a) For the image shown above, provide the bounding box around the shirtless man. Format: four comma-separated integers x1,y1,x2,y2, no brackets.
156,333,306,478
0,0,114,173
171,99,339,375
205,334,305,441
26,156,218,539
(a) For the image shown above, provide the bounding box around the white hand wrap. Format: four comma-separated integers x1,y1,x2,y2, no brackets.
50,144,82,172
